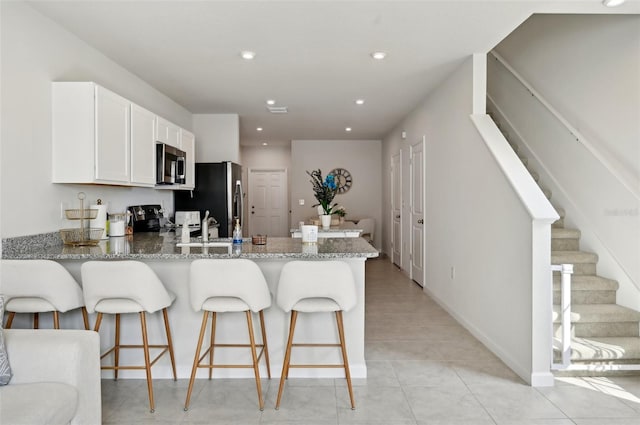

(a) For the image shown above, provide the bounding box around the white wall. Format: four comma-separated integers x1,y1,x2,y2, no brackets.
490,14,640,303
495,14,640,185
382,57,541,384
290,140,382,248
240,144,293,233
0,2,192,238
193,114,240,163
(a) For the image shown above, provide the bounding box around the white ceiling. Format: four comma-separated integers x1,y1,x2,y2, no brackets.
27,0,640,146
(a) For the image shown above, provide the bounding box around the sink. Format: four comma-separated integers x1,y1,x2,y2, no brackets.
176,241,232,254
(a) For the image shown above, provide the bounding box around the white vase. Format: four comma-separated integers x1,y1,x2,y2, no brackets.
320,214,332,230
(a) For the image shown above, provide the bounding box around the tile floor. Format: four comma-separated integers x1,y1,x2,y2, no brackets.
101,257,640,424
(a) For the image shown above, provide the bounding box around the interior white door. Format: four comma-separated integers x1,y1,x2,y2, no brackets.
401,149,412,274
391,153,401,266
410,137,425,286
248,169,289,237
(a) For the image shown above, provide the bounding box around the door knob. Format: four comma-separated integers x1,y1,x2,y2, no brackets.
251,211,255,214
396,215,401,219
418,219,424,224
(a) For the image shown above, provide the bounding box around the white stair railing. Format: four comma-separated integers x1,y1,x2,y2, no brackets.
551,263,573,370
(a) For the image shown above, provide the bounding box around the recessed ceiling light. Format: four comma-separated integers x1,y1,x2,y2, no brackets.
256,127,263,132
266,99,276,105
240,50,256,60
371,51,386,60
345,127,352,132
262,142,268,146
355,99,365,105
602,0,625,6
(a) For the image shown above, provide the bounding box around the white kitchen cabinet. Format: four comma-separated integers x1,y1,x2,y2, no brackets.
52,82,131,184
53,81,194,189
180,129,195,190
130,104,157,186
156,116,180,148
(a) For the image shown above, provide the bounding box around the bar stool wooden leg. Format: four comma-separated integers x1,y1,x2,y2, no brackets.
276,310,298,410
114,314,121,380
246,311,265,410
139,312,155,413
5,312,15,329
33,312,39,329
53,311,60,329
184,311,209,411
284,311,298,380
336,311,355,409
209,312,217,380
81,307,90,330
93,312,103,332
259,310,271,378
162,308,177,381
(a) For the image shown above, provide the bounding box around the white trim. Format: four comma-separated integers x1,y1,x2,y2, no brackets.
473,53,487,114
470,114,558,222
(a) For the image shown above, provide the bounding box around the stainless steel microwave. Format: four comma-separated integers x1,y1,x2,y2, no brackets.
156,143,186,185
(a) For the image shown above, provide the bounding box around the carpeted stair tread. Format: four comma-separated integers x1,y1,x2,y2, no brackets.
552,274,618,291
567,337,640,361
553,304,640,324
552,228,581,240
552,251,598,264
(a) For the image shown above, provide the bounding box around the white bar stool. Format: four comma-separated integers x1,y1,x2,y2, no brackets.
185,259,271,411
81,260,177,413
275,260,357,410
1,259,90,330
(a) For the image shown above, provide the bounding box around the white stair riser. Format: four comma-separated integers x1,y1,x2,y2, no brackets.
552,239,580,251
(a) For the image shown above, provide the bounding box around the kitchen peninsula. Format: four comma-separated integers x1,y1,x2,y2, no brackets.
2,232,378,380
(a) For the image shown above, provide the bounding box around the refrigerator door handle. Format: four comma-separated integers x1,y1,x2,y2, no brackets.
234,180,243,227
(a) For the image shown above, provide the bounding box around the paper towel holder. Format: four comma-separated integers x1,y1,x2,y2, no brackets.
90,198,109,240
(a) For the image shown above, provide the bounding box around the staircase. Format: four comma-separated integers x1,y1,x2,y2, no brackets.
499,123,640,375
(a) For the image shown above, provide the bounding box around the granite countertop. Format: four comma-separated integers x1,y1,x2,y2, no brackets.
289,227,363,233
2,231,379,260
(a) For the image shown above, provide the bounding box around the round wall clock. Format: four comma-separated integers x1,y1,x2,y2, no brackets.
331,168,353,194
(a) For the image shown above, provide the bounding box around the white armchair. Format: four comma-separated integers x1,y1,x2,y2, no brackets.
357,218,375,245
0,329,102,425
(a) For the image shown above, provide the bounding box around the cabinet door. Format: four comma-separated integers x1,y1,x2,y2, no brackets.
130,104,156,186
180,129,195,189
167,122,180,148
95,86,130,183
156,117,181,148
156,116,168,144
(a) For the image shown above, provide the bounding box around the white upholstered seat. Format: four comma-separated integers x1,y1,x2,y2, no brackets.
185,259,272,411
357,218,375,245
275,260,356,410
81,260,177,413
1,259,89,330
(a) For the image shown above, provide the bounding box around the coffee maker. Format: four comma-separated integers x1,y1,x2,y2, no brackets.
127,204,164,232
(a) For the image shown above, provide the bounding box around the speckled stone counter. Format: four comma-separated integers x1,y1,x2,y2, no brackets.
2,231,377,381
2,231,379,260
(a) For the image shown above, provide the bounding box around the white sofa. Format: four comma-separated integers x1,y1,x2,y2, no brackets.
0,329,102,425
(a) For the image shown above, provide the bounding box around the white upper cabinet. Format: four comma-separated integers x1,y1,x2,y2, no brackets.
130,104,157,186
52,82,195,189
95,86,131,183
156,116,180,148
180,128,195,190
52,82,130,185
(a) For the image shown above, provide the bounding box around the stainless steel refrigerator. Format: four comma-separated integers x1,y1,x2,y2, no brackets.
174,162,243,238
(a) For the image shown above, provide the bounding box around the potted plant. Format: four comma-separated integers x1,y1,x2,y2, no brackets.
307,169,337,229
